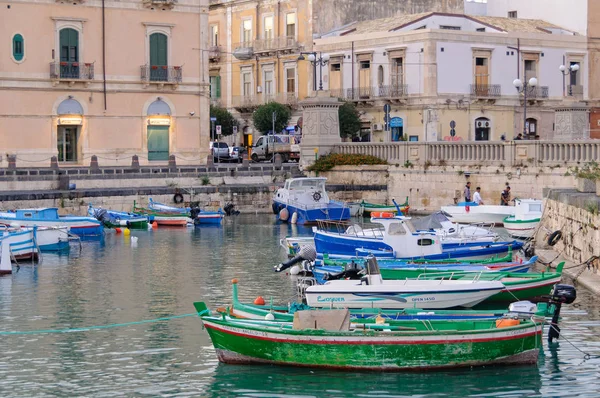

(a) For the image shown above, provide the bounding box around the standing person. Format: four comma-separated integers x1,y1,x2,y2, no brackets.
464,182,472,203
473,187,484,205
500,186,511,206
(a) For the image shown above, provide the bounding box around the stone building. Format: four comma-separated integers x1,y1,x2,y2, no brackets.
1,0,210,167
314,12,589,142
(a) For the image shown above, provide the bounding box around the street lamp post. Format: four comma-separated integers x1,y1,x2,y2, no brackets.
298,52,330,92
559,63,580,96
513,77,538,138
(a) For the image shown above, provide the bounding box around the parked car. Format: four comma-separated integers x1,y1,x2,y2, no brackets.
210,141,230,162
229,146,247,163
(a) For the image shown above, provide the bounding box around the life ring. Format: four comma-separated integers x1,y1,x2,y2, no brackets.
312,192,322,202
547,230,563,246
371,212,395,218
173,193,184,204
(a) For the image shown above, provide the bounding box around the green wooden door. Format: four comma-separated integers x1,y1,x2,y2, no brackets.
60,28,79,78
149,33,168,81
147,126,169,161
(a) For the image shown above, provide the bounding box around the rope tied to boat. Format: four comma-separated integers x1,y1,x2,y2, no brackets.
0,311,208,336
546,323,600,361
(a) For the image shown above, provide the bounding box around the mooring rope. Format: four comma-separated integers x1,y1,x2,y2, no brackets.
546,323,600,361
0,311,207,336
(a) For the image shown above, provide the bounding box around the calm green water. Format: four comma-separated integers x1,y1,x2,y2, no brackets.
1,215,600,397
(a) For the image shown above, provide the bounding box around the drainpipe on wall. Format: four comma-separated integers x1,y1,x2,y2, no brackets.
102,0,107,110
351,41,354,95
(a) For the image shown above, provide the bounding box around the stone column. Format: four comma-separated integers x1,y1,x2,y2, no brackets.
299,91,342,168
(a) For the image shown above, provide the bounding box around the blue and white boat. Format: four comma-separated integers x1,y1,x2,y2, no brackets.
0,228,39,260
191,208,224,226
1,225,70,252
314,215,522,261
148,198,190,214
272,177,350,225
88,204,150,229
0,208,103,237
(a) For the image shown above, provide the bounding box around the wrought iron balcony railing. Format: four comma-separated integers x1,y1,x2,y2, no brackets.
330,85,408,101
232,92,298,110
525,86,549,99
568,85,584,96
140,65,182,84
209,45,222,61
50,62,94,80
470,84,501,97
233,35,299,58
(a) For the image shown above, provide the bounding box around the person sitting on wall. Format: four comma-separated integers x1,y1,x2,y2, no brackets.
500,186,512,206
515,133,523,140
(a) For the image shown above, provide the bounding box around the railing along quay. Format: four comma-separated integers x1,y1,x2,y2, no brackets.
333,140,600,167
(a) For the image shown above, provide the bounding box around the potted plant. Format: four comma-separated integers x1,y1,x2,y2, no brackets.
174,66,181,70
151,65,158,70
72,62,79,67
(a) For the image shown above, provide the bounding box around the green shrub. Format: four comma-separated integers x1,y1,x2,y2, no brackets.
306,153,387,173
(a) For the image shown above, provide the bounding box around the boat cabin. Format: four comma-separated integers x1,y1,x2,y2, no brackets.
15,208,60,220
513,199,542,221
370,216,443,258
275,177,330,206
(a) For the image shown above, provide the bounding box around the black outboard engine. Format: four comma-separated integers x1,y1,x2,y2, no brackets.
224,203,240,216
548,284,577,343
190,207,201,220
323,261,364,281
93,209,109,223
274,245,317,272
521,241,536,259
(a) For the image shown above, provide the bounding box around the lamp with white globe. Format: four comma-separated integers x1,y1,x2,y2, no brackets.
297,52,330,92
513,77,538,139
559,63,580,96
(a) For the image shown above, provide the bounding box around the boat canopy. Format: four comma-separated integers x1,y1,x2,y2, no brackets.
285,178,327,191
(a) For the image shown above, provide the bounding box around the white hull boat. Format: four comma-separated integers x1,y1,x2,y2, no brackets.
440,203,515,225
304,258,504,309
0,229,38,260
503,199,543,239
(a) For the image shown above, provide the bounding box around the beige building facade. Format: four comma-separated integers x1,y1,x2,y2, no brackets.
1,0,210,167
315,13,589,143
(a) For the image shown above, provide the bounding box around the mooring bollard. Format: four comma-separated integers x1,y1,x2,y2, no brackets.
168,155,177,171
131,155,140,170
90,155,99,171
7,155,16,169
50,156,59,169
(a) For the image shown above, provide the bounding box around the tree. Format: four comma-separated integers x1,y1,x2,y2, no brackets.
338,101,361,139
210,105,238,140
252,102,291,134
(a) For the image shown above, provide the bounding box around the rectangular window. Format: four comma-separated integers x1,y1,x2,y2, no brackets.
360,60,370,69
391,58,403,87
414,25,426,30
242,19,252,44
209,75,221,98
525,59,536,80
331,63,341,72
242,71,252,96
570,62,581,86
440,25,461,30
508,11,517,18
409,135,419,142
476,28,486,32
263,70,273,95
264,16,274,40
210,25,219,46
286,13,296,37
286,67,296,93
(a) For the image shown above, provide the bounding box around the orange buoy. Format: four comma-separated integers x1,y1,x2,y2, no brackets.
232,278,239,284
152,221,158,229
253,296,265,305
496,319,520,328
371,212,395,218
115,228,122,233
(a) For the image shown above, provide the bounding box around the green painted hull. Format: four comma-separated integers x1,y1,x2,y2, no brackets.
104,220,149,230
200,313,542,370
322,251,513,267
361,197,409,216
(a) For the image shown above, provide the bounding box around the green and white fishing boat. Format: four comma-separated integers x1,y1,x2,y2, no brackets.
361,197,409,217
196,302,545,370
216,279,558,323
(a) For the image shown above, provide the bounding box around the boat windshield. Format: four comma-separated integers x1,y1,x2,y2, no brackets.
365,256,381,275
288,179,325,191
388,223,406,235
404,220,416,233
529,203,542,212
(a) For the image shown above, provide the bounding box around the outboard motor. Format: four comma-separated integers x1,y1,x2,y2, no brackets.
93,209,109,223
274,245,317,272
521,241,536,259
190,207,201,220
548,284,577,343
224,203,240,216
323,261,364,281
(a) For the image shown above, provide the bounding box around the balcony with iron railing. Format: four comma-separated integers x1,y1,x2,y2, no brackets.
568,85,584,97
330,85,408,101
525,86,549,99
470,84,501,98
232,92,298,111
233,36,299,58
50,62,94,81
209,45,222,62
140,65,182,84
142,0,177,9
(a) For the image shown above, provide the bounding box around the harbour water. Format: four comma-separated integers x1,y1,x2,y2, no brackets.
1,214,600,397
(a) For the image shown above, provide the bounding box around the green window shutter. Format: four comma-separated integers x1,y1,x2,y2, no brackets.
59,28,79,62
147,126,170,161
150,33,168,66
216,76,221,98
13,34,24,61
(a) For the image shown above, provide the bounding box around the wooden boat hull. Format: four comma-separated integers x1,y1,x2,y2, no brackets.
201,316,542,370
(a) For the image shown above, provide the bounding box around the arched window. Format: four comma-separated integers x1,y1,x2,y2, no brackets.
378,65,384,86
12,34,24,61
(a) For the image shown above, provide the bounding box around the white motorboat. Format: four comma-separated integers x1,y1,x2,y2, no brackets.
503,199,543,239
304,257,505,309
440,202,515,225
0,229,38,260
